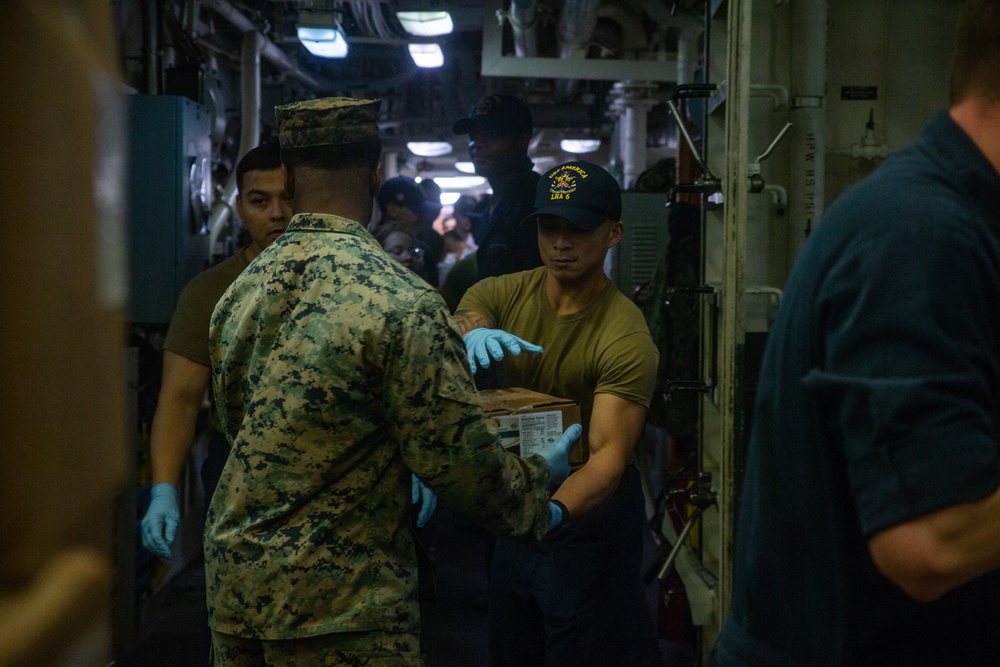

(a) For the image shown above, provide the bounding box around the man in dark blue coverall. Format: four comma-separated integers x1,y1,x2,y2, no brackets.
716,2,1000,665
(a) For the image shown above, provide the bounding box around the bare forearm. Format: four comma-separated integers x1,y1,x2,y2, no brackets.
149,351,211,486
557,393,646,518
552,456,625,518
148,394,203,486
453,309,493,335
869,482,1000,602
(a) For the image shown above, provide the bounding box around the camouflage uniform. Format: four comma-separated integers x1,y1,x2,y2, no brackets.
205,97,555,644
207,212,553,639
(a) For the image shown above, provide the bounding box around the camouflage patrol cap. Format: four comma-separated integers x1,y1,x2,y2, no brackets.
275,97,381,149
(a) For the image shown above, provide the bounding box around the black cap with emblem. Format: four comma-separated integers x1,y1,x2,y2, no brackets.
521,161,622,230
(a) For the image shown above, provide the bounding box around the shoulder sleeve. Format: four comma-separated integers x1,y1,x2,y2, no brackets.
456,275,505,324
164,254,246,365
594,328,659,408
383,291,553,540
803,220,1000,535
163,273,218,366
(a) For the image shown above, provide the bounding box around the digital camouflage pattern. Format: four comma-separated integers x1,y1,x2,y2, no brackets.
274,97,381,149
206,213,553,639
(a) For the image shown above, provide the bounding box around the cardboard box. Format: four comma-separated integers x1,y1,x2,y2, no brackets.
480,388,585,466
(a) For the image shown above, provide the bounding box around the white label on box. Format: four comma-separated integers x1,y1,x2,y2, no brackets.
517,410,564,457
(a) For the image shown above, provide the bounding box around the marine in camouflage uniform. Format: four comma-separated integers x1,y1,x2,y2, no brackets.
205,97,558,664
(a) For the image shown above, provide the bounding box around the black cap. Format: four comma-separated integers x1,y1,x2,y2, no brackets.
522,161,622,230
377,176,424,214
453,194,484,221
453,94,533,136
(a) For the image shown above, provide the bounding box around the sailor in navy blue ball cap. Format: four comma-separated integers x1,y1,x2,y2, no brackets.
521,160,622,230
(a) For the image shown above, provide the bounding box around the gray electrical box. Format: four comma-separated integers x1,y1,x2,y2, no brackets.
126,95,212,324
612,192,673,297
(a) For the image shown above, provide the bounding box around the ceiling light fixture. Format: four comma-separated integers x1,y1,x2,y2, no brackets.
408,43,444,68
397,11,454,36
407,141,453,157
297,10,348,58
434,176,486,189
560,139,602,154
454,161,475,173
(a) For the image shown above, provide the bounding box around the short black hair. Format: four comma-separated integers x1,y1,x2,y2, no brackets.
951,0,1000,104
280,139,383,173
236,142,283,194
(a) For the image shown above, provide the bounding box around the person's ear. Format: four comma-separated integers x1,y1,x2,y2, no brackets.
370,162,384,197
606,220,624,249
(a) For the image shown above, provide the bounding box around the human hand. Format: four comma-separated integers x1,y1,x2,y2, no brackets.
463,328,543,375
537,424,582,488
141,483,179,559
545,501,565,534
411,474,437,528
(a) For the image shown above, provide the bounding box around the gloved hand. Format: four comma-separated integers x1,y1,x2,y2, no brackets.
141,482,179,559
463,328,543,375
545,501,565,533
537,424,582,488
411,474,437,528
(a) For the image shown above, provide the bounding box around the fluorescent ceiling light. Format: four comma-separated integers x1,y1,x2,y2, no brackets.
408,43,444,68
297,25,348,58
407,141,453,157
435,176,486,189
560,139,601,154
454,161,475,173
397,11,453,36
440,192,462,205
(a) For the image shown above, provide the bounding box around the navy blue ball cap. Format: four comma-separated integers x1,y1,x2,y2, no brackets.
453,94,533,136
522,161,622,230
377,175,424,214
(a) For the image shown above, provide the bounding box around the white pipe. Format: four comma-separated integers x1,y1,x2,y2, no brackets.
676,28,699,86
384,152,399,179
208,31,262,257
763,184,787,214
509,0,538,57
750,83,789,111
787,0,827,265
621,104,646,190
202,0,321,89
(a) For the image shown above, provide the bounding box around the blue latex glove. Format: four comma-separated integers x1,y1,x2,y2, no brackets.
141,483,179,559
545,501,564,533
411,474,437,528
463,328,544,375
538,423,582,488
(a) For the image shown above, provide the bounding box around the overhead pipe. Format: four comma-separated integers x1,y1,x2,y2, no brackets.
676,28,699,86
509,0,538,57
208,30,263,257
201,0,321,89
554,0,601,101
787,0,827,264
609,80,659,190
595,0,645,54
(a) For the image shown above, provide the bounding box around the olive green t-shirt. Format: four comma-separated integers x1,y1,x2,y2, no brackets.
458,266,659,461
163,249,250,365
